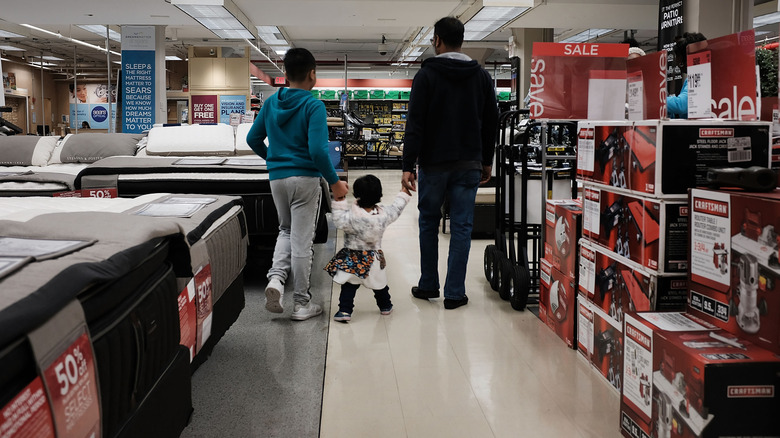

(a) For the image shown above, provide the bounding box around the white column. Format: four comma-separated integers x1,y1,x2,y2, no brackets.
513,27,552,101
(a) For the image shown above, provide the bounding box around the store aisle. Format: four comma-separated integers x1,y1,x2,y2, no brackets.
320,169,621,438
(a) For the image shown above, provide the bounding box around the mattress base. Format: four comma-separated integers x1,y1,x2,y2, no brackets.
191,274,245,373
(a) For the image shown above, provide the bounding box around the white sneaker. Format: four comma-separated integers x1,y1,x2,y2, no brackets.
291,302,322,321
265,277,284,313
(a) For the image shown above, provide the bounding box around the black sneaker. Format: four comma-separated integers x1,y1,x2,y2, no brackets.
411,286,440,299
444,296,469,309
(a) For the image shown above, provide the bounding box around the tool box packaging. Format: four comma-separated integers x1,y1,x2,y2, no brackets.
544,199,583,279
579,240,688,327
620,312,780,438
688,188,780,354
583,185,688,273
578,298,595,362
540,258,577,349
629,120,771,198
592,302,624,392
577,121,634,190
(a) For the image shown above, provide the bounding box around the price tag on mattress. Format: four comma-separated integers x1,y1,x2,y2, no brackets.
0,377,56,438
195,264,213,353
178,281,197,362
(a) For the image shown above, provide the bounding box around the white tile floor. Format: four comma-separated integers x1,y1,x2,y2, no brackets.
320,169,622,438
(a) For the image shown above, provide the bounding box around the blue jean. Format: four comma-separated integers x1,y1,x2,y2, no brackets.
417,167,480,300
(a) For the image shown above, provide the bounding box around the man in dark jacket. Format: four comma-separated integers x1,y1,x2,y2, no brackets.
402,16,499,310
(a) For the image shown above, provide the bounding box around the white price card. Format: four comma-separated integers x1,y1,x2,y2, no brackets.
627,71,644,120
687,51,713,119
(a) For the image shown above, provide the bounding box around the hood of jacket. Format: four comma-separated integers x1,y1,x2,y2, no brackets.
421,56,481,79
272,87,312,126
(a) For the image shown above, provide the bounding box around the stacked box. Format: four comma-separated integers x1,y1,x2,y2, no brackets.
579,240,688,326
578,120,772,198
540,259,577,348
582,185,688,273
577,298,624,392
621,312,780,438
544,199,582,279
688,188,780,354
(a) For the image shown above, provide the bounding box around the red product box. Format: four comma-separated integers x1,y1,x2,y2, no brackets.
583,185,688,273
544,199,582,278
688,188,780,354
577,121,633,190
578,298,595,361
579,240,688,327
621,312,780,438
592,303,624,392
540,258,577,349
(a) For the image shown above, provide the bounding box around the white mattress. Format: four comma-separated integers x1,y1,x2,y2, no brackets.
0,193,170,222
118,172,270,181
0,163,89,192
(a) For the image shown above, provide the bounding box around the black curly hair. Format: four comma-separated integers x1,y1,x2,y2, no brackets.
353,174,383,209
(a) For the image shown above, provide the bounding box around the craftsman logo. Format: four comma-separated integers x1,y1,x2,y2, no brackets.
585,188,600,202
699,128,734,138
581,247,595,262
579,304,593,321
625,323,651,351
679,206,689,216
670,280,687,289
579,128,594,140
693,198,729,218
727,386,774,398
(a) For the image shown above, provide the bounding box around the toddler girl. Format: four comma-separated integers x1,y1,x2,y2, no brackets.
325,174,411,322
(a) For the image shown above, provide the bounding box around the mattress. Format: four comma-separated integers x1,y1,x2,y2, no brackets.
0,163,89,195
0,212,191,438
0,193,249,366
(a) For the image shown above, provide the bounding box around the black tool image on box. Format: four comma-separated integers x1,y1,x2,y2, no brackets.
706,166,777,192
597,129,628,188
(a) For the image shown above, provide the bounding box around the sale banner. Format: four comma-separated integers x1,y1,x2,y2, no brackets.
528,42,628,119
28,301,101,438
194,264,213,353
191,95,218,124
687,30,758,120
0,377,55,438
626,50,668,120
178,280,197,362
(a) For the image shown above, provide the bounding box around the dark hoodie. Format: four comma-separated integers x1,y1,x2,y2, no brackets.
403,55,498,173
246,87,338,184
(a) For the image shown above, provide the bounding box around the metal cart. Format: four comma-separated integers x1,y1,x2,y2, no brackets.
484,110,578,311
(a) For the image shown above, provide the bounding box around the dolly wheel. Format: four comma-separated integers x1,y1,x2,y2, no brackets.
495,253,508,293
490,250,505,292
498,258,514,301
510,265,531,311
484,245,496,284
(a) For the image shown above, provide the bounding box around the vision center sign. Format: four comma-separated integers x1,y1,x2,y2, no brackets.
121,26,155,133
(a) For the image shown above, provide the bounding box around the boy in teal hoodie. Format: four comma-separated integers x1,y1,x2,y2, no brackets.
247,48,349,321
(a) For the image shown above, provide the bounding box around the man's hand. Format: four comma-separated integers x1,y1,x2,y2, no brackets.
401,185,411,196
331,180,349,200
480,165,492,185
402,171,417,192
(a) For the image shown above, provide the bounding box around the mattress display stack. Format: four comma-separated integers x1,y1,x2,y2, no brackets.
0,194,248,437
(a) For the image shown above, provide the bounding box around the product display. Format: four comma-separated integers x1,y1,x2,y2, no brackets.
544,199,583,278
688,188,780,354
621,312,780,438
540,258,577,348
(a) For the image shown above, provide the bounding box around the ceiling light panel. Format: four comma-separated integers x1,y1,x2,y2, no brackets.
0,45,24,51
0,30,24,38
173,0,255,40
29,55,63,61
464,6,528,41
754,12,780,28
78,25,121,42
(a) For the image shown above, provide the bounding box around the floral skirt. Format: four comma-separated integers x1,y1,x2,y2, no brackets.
325,248,385,279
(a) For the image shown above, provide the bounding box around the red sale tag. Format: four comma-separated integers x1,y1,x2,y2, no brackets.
0,377,55,438
194,264,213,353
178,281,197,362
41,331,100,438
81,189,118,199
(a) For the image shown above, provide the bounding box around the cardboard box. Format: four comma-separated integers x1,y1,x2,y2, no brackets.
592,301,624,392
540,258,577,349
621,312,780,438
544,199,582,278
579,240,688,327
578,297,595,361
577,121,633,190
688,188,780,354
579,120,771,198
582,185,688,272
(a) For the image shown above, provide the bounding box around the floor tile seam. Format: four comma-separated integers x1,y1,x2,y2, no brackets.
381,314,412,438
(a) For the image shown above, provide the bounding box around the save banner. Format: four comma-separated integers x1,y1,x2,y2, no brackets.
528,43,628,120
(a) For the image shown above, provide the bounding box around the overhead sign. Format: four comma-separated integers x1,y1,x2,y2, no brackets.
219,95,247,124
121,26,155,133
658,0,684,94
192,95,218,124
274,76,286,85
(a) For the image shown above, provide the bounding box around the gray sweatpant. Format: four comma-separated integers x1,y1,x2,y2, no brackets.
267,176,323,305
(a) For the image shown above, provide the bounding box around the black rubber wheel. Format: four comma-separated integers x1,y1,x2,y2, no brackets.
491,251,506,292
497,258,513,301
484,245,496,283
510,265,531,311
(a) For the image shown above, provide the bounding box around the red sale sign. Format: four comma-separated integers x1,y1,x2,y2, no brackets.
529,42,628,120
0,377,55,438
626,50,668,120
687,30,758,120
178,281,197,362
41,330,100,438
195,264,213,353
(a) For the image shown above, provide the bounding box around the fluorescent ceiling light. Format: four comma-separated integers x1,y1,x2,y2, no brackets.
0,45,24,51
20,24,121,56
560,28,614,43
78,25,121,42
464,6,528,41
0,30,24,38
166,55,183,61
173,0,255,40
257,26,287,45
30,55,63,61
754,12,780,28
